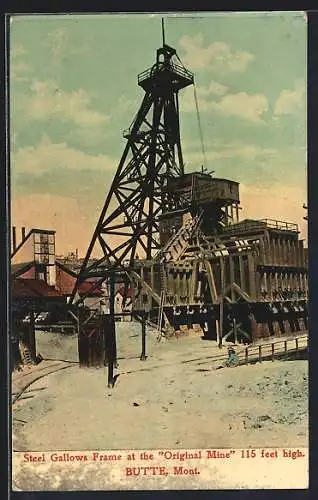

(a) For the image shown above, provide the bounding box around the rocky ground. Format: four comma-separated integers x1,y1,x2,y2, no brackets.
12,322,308,451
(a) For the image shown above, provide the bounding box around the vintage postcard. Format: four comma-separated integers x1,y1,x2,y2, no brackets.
10,11,308,491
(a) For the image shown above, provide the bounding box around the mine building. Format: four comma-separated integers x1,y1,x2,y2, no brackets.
69,25,307,361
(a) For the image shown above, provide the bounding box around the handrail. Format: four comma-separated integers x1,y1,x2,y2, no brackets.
241,333,307,365
223,219,299,234
138,62,194,84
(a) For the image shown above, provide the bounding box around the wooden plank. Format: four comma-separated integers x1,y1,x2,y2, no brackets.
259,237,266,264
182,270,188,301
276,238,281,266
176,269,181,305
268,272,273,301
287,239,292,267
264,235,270,265
204,260,218,303
271,238,277,266
229,256,235,301
239,255,246,292
247,253,256,299
295,240,300,267
299,241,305,267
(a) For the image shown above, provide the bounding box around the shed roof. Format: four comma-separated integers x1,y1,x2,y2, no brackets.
12,278,63,298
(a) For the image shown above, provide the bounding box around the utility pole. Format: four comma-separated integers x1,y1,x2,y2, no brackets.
219,257,225,349
140,310,147,361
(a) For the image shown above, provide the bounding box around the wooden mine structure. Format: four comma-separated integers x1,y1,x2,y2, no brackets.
71,23,308,357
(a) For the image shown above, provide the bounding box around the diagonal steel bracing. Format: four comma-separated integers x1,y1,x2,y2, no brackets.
71,42,194,301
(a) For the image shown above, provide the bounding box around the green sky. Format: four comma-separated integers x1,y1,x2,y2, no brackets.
10,12,307,254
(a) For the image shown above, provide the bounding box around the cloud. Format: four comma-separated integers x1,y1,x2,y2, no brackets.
66,126,108,148
202,80,229,96
44,27,92,72
274,81,306,116
240,183,307,243
10,43,32,82
179,34,254,73
185,141,276,164
20,79,109,127
211,92,268,123
181,86,268,123
11,43,27,58
12,135,117,175
116,94,139,116
10,60,32,82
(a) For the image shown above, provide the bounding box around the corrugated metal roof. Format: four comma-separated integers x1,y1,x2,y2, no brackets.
78,281,103,297
11,261,34,277
12,278,63,298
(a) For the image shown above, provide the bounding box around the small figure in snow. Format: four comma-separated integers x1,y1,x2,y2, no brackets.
226,346,239,367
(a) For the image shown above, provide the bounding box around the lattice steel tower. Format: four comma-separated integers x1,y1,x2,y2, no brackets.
74,26,194,290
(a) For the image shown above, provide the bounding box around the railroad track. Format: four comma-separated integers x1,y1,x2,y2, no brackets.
12,360,76,406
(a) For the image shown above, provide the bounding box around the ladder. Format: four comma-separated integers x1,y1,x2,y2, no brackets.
19,341,33,365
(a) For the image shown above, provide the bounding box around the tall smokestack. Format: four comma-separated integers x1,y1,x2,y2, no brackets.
21,227,26,241
12,226,16,252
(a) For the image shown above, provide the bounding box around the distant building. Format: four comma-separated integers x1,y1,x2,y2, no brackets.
11,227,56,286
11,226,133,314
115,286,132,320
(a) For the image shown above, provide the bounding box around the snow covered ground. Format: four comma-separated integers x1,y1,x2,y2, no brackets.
12,322,308,451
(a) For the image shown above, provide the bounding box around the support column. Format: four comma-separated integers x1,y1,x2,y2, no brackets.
150,264,155,291
28,311,36,363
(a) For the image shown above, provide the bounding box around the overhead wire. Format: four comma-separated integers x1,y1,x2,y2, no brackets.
193,83,207,171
